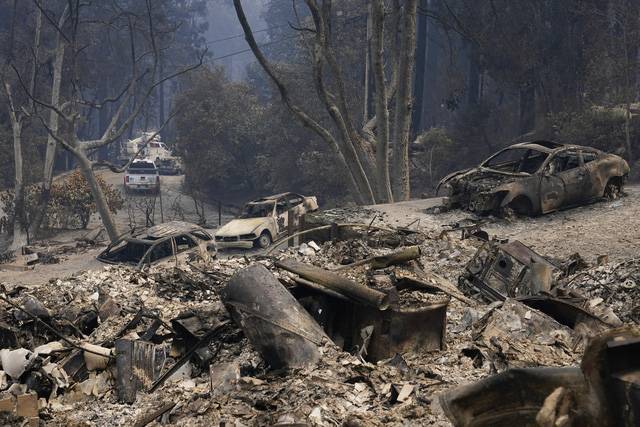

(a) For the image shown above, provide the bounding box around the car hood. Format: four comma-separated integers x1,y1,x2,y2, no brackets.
437,167,529,194
436,168,473,195
215,218,269,236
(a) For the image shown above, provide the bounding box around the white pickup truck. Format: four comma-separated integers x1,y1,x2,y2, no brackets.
124,159,160,194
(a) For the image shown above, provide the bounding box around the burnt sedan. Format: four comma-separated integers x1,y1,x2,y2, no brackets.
97,221,216,270
215,192,318,249
436,140,630,216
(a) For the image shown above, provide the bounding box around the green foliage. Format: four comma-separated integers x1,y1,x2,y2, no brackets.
1,168,123,233
173,63,350,206
550,108,635,155
411,126,460,194
51,169,123,229
174,66,265,196
0,186,48,235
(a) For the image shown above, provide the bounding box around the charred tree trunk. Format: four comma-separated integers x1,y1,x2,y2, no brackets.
423,12,439,128
7,96,27,249
371,0,393,203
75,146,121,241
519,72,536,135
392,0,418,201
411,0,428,135
29,7,67,241
234,0,370,205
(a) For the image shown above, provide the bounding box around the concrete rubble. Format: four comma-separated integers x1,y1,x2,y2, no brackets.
0,210,637,426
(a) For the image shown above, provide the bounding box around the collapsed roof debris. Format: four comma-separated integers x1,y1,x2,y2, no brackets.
0,211,637,425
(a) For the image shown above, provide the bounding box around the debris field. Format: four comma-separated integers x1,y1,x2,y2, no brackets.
0,202,638,426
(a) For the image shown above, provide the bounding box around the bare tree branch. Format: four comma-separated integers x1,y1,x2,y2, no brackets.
233,0,368,205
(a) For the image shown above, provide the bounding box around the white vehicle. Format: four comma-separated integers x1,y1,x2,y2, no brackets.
124,159,160,194
118,132,173,165
142,140,172,163
215,193,319,248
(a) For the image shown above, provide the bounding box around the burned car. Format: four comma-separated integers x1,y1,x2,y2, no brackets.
436,140,630,216
215,192,318,249
97,221,216,270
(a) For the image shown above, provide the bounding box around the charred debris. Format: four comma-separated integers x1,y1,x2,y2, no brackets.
0,210,638,426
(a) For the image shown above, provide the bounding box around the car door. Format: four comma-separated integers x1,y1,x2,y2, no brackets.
540,150,588,212
286,194,305,229
581,149,605,199
273,197,290,238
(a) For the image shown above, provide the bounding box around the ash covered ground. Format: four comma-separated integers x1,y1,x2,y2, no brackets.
0,185,638,426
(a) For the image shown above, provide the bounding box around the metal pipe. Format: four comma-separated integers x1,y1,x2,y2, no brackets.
275,259,390,311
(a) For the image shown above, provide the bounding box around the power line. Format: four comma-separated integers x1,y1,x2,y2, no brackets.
205,34,298,63
204,24,291,45
204,3,365,46
204,3,368,63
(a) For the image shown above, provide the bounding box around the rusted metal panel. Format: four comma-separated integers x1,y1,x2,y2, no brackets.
439,367,591,427
348,302,448,362
441,327,640,426
604,337,640,426
461,240,556,301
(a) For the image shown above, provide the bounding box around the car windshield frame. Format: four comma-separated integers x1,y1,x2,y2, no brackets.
481,147,550,174
238,201,276,219
97,223,214,269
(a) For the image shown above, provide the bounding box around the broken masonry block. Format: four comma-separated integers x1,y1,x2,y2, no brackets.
0,396,14,412
210,362,240,394
98,298,120,323
16,392,38,418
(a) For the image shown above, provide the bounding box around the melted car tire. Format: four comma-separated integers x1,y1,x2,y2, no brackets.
502,196,532,219
604,181,621,200
256,232,272,248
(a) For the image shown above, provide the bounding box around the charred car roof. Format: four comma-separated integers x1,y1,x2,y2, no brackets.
97,221,215,269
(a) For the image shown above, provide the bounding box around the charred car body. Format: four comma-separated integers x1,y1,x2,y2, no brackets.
436,140,630,216
97,221,216,270
215,193,318,249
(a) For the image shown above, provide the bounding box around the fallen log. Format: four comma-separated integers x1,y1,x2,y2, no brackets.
333,246,421,271
275,259,390,310
292,277,351,302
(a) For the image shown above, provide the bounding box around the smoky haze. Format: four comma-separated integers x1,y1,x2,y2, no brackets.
205,0,267,80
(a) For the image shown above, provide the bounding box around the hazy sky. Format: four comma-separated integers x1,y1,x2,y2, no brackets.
205,1,268,80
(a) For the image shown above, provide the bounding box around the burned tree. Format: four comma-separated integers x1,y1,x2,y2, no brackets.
0,2,44,249
20,0,204,242
233,0,418,205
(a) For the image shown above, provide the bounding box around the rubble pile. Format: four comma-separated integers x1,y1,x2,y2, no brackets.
0,216,637,425
560,257,640,325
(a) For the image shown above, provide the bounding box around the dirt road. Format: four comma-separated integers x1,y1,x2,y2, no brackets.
369,184,639,265
1,176,637,287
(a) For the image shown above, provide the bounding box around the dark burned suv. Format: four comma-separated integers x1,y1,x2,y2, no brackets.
436,140,630,216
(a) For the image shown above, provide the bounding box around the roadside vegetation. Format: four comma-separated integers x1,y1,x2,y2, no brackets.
1,169,122,237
